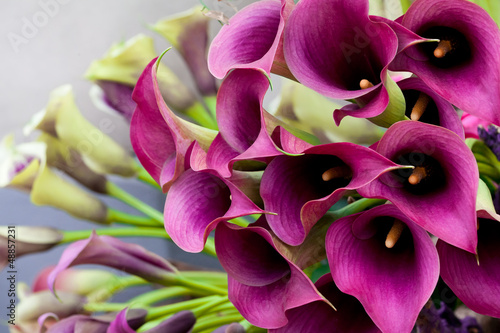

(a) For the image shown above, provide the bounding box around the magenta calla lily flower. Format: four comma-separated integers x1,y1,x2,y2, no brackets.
212,323,246,333
390,0,500,125
215,220,329,329
131,57,216,191
270,274,381,333
358,121,478,253
261,142,403,246
164,168,267,253
47,232,177,294
284,0,409,125
108,308,195,333
437,193,500,318
397,77,464,139
207,68,314,177
208,0,295,79
326,204,440,333
462,112,490,139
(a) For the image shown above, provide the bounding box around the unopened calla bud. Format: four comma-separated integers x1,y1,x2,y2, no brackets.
152,6,217,96
0,226,63,270
25,85,137,177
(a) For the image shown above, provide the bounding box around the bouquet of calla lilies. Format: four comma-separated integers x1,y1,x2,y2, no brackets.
2,0,500,332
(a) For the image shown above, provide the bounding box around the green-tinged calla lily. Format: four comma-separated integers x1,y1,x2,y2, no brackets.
272,79,385,145
30,155,109,224
37,133,108,194
25,85,138,177
85,34,201,114
152,6,218,97
0,134,44,191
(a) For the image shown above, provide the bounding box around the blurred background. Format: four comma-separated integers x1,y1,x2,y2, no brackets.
0,0,256,296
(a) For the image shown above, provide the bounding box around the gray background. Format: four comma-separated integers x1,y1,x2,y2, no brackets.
0,1,258,321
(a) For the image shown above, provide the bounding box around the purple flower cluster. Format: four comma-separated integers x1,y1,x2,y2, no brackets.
130,0,500,332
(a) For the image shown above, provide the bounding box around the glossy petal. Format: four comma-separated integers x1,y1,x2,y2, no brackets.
392,0,500,125
261,143,402,245
271,274,381,333
326,204,440,333
285,0,405,125
358,121,478,253
164,169,266,253
208,0,294,79
48,232,177,294
216,221,328,329
131,57,216,191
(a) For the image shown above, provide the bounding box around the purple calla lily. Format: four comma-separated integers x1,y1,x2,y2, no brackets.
436,181,500,318
164,168,267,253
284,0,408,126
260,142,404,246
208,0,295,79
358,120,478,253
390,0,500,125
47,232,178,294
212,323,246,333
207,68,315,177
215,220,329,329
270,274,381,333
91,81,136,122
396,77,464,138
131,57,216,191
108,308,195,333
326,204,440,333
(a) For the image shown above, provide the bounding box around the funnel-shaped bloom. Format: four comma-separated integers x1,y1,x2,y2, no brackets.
152,6,217,96
358,121,478,253
215,221,329,329
208,0,295,79
284,0,410,126
462,112,490,139
326,204,439,333
25,85,137,177
207,68,317,177
270,274,381,333
437,181,500,318
0,227,63,270
48,232,178,294
261,143,403,245
391,0,500,125
397,77,464,138
164,168,266,253
131,57,217,191
109,308,195,333
85,34,198,113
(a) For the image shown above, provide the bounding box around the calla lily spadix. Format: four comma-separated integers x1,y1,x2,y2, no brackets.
208,0,295,79
260,142,405,246
131,56,217,191
284,0,408,127
215,220,330,329
326,204,440,333
358,120,479,253
390,0,500,125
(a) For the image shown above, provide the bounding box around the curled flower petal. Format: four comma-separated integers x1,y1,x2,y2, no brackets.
326,204,439,333
108,308,194,333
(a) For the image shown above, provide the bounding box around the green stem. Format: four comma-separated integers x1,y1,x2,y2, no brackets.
84,302,129,312
87,275,148,303
192,314,244,333
106,209,162,227
400,0,413,12
185,101,218,130
106,182,164,225
146,296,219,320
136,167,161,189
60,227,170,244
173,275,227,296
191,296,228,317
181,271,227,286
128,286,193,306
478,162,500,181
328,198,387,220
